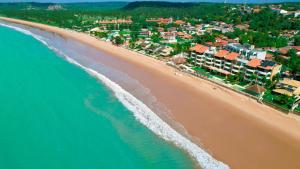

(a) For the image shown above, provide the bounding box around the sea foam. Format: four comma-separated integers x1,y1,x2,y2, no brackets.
0,22,230,169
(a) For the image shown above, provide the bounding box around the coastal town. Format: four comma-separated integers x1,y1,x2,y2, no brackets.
0,2,299,113
85,4,300,114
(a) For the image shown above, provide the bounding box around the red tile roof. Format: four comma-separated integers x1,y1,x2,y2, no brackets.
183,34,193,39
205,42,213,46
177,32,185,36
190,44,209,54
216,38,228,44
225,52,239,61
247,59,261,68
175,20,185,25
215,50,230,58
292,46,300,52
266,53,274,59
279,48,288,55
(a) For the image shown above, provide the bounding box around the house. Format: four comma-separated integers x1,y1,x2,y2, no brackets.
292,46,300,55
160,32,177,44
159,46,174,57
183,34,193,39
207,38,229,48
273,79,300,97
295,11,300,18
146,43,162,55
235,24,249,31
140,29,152,37
253,8,261,13
279,47,289,55
272,8,288,15
175,20,185,25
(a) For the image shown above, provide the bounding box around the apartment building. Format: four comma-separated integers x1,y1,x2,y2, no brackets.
189,44,281,85
244,59,281,85
226,43,266,60
189,44,209,67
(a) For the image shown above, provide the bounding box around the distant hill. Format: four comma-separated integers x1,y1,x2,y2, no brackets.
120,1,228,18
122,1,196,10
0,2,128,11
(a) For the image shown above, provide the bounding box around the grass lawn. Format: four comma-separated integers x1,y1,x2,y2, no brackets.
263,90,291,112
193,67,212,78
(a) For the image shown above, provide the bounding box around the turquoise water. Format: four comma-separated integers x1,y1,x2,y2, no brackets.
0,25,195,169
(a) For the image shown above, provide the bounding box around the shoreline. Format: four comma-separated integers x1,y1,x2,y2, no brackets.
2,17,300,169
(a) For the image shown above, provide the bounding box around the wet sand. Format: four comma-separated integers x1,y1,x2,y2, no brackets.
2,17,300,169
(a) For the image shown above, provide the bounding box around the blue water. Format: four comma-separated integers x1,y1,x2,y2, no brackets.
0,24,196,169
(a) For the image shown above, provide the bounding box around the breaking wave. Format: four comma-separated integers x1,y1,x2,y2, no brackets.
0,22,230,169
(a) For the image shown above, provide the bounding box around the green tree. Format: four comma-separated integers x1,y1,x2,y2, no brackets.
288,54,300,76
294,36,300,46
151,33,160,43
113,36,124,46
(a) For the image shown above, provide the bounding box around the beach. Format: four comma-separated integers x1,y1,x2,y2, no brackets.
2,17,300,169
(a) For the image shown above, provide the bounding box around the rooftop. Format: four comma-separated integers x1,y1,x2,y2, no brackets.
190,44,209,54
259,60,277,70
225,52,239,61
279,78,300,88
214,50,230,58
247,58,261,68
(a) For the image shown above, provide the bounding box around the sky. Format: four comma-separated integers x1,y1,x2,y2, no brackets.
0,0,299,3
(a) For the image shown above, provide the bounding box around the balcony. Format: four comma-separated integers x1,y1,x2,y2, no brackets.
232,69,240,73
205,61,213,65
257,75,264,79
244,77,252,81
257,71,271,76
214,62,222,66
246,68,256,73
245,72,254,77
224,65,231,70
195,60,203,64
225,62,232,65
196,58,203,62
196,62,202,66
214,59,222,63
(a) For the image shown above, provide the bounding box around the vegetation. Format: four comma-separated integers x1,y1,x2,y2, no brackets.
225,28,288,48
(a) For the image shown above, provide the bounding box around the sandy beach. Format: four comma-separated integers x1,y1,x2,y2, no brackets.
2,17,300,169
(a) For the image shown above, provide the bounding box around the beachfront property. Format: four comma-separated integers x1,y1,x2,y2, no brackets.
188,43,282,85
244,59,281,85
159,46,174,57
273,79,300,97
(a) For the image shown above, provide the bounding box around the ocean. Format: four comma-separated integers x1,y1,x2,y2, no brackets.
0,22,230,169
0,24,198,169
